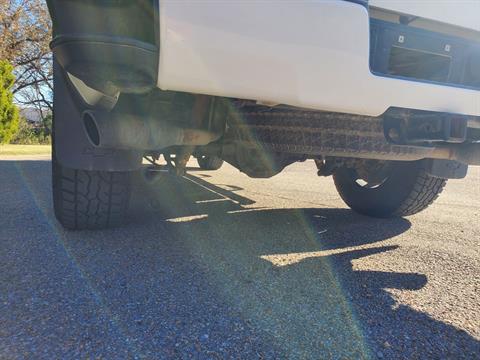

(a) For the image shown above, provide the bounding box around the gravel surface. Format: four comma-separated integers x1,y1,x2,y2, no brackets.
0,157,478,359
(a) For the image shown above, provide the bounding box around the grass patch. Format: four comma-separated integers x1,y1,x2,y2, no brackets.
0,144,51,156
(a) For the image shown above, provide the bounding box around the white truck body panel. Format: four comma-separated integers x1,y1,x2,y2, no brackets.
157,0,480,117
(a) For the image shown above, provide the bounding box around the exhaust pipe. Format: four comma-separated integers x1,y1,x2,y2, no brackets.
83,111,221,151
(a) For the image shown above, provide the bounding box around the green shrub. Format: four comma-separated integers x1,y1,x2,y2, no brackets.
11,116,51,145
0,61,19,144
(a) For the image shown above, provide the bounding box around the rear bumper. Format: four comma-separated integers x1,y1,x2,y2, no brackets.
158,0,480,117
47,1,480,118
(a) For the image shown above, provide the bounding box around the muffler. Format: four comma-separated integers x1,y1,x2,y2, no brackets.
83,111,220,151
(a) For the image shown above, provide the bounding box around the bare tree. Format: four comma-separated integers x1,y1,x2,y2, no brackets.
0,0,52,119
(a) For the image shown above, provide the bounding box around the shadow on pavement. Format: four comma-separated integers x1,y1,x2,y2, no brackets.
2,160,479,359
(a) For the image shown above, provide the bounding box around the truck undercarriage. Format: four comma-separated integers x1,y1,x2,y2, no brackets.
46,0,480,229
60,76,480,178
51,69,480,229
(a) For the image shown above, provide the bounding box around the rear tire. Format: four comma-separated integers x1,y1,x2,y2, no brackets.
197,155,224,170
52,155,131,230
333,160,447,218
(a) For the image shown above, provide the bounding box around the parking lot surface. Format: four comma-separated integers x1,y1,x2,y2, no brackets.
0,156,479,359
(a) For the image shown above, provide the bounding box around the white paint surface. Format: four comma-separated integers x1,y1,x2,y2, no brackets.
157,0,480,117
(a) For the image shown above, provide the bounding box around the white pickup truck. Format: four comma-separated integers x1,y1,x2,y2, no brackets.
46,0,480,230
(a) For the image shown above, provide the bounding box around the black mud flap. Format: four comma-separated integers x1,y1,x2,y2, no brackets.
425,159,468,179
53,61,143,171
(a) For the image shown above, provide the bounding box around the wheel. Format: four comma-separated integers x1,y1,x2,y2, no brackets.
52,155,131,230
197,155,224,170
333,160,447,218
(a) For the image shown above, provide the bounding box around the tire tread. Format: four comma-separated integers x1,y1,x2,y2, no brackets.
197,156,224,171
53,158,130,230
333,161,447,218
393,170,447,216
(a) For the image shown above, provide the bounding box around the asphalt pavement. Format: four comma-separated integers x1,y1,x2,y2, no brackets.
0,155,479,359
